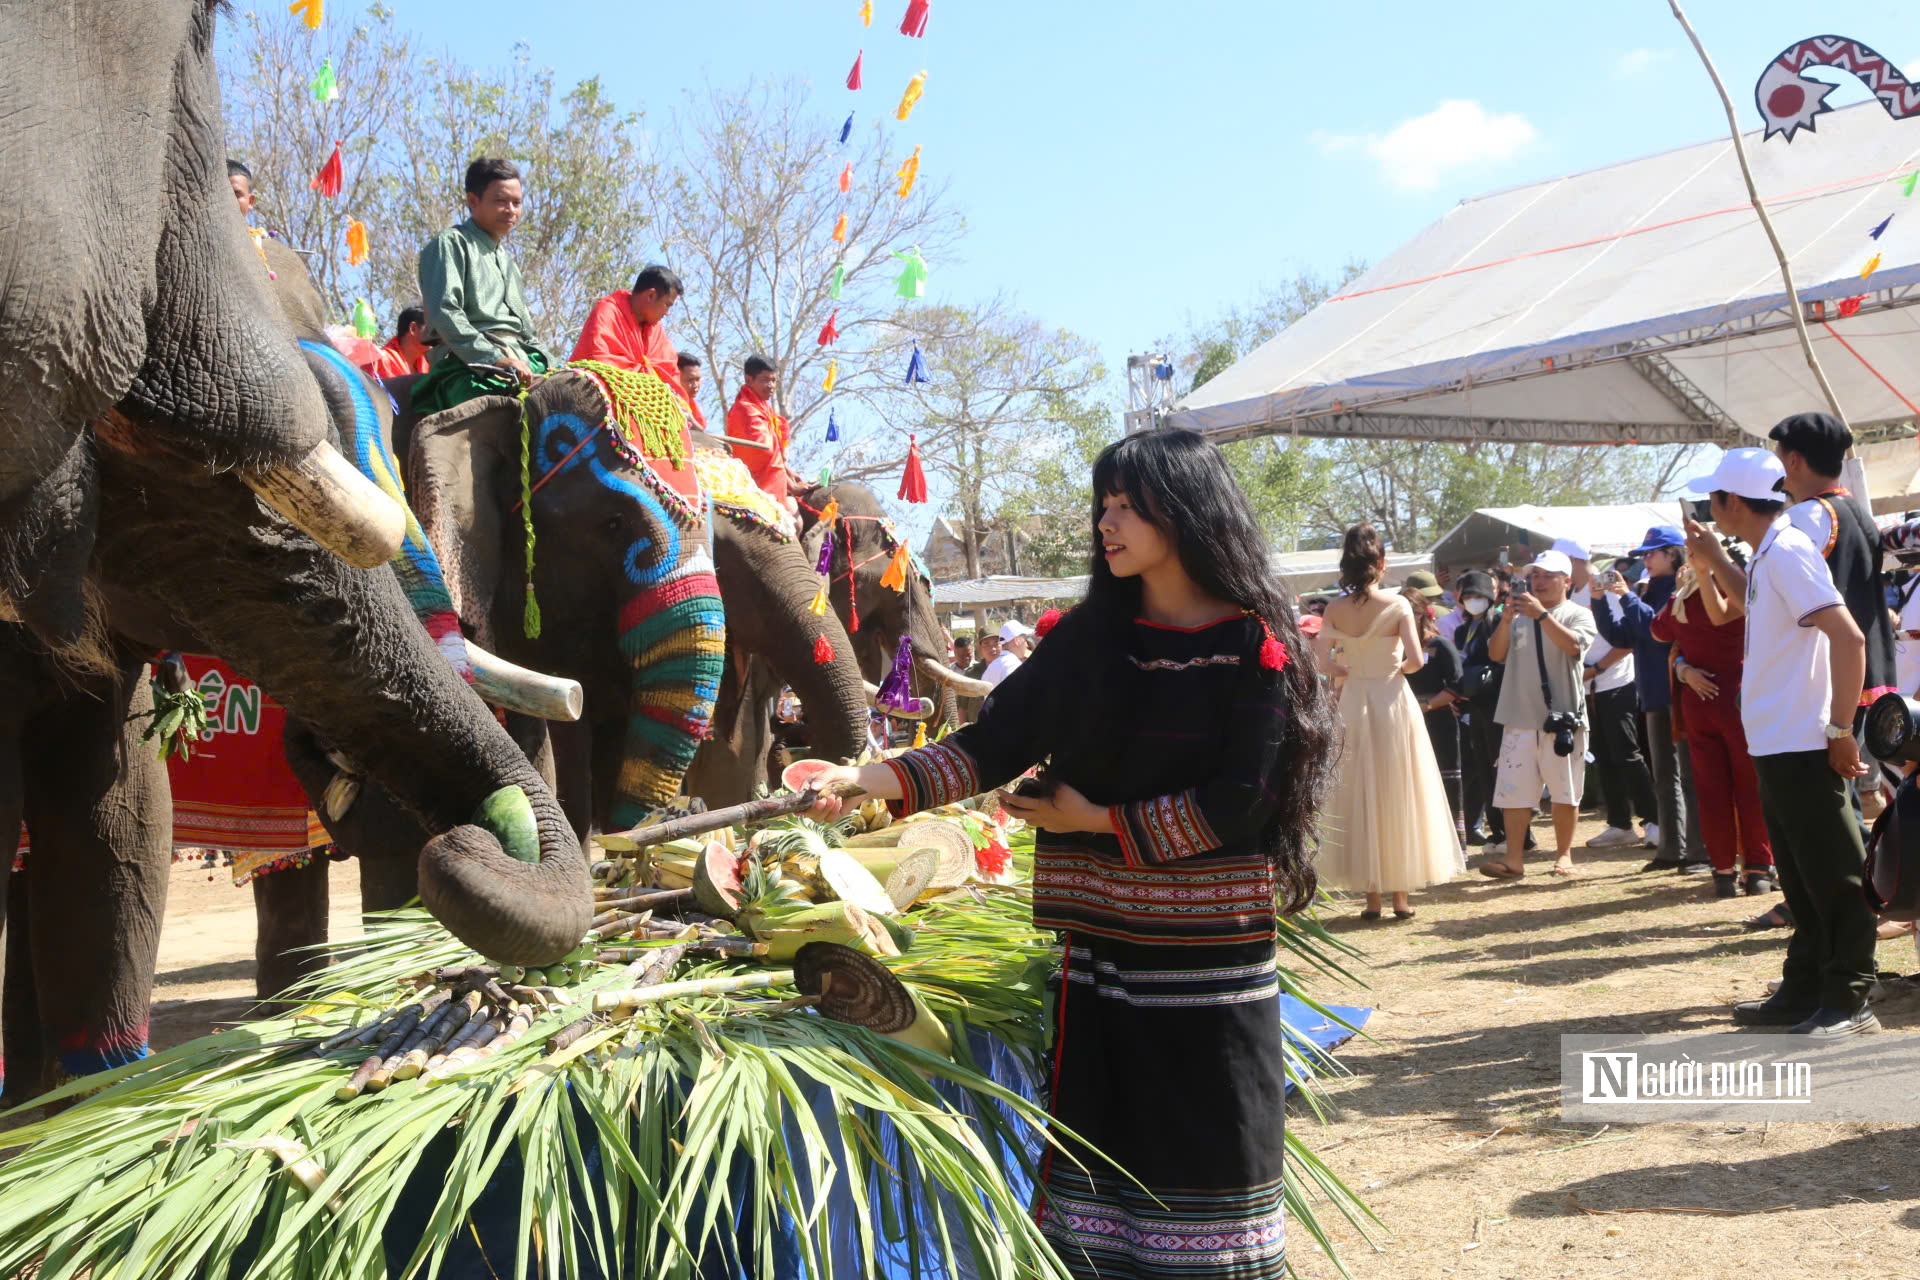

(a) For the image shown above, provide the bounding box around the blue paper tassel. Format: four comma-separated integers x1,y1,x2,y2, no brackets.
839,112,854,144
1871,214,1894,240
903,341,930,385
826,409,840,442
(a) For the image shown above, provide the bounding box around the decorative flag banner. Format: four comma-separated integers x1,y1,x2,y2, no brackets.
311,58,338,102
839,162,853,193
896,70,927,122
826,409,840,441
289,0,322,29
1862,252,1884,278
847,51,864,90
860,0,872,25
832,212,849,243
1754,35,1920,142
1905,170,1920,196
903,340,930,384
1871,214,1894,238
830,262,846,299
310,140,343,197
898,433,928,503
823,360,838,393
351,298,377,339
345,218,369,266
817,310,841,346
900,0,930,38
895,144,922,198
892,245,928,299
1839,295,1867,317
839,113,854,145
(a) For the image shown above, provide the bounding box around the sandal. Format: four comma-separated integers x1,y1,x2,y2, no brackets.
1359,909,1382,922
1743,904,1793,931
1479,861,1524,879
1393,907,1416,920
1549,860,1577,877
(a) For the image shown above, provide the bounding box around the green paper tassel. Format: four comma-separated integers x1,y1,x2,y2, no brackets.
830,262,846,299
1903,170,1919,197
311,58,338,103
351,297,376,338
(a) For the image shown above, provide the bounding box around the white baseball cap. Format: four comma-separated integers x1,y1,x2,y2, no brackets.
1687,447,1788,502
998,619,1033,642
1550,537,1590,562
1525,549,1574,577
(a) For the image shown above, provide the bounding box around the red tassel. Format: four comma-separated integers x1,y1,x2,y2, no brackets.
813,634,836,665
846,50,864,90
1838,294,1866,318
839,162,853,194
1254,615,1288,672
817,309,840,346
310,140,343,198
847,579,860,633
900,0,930,37
897,433,928,503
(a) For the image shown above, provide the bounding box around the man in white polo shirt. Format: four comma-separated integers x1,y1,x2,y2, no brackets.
1685,448,1878,1037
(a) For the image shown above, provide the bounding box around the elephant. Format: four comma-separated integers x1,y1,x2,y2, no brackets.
0,5,590,1098
797,482,989,733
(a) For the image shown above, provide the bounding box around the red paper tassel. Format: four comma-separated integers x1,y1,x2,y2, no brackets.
1253,614,1289,672
847,574,860,633
817,310,840,346
900,0,930,37
310,140,343,198
897,433,928,504
813,634,836,665
1838,295,1866,318
846,50,864,90
839,162,853,194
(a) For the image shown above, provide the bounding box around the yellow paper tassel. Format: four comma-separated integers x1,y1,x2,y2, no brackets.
896,145,922,199
810,583,829,616
896,71,927,122
345,218,369,267
823,361,837,393
289,0,322,29
879,541,911,593
913,722,926,748
859,0,872,25
1862,253,1883,279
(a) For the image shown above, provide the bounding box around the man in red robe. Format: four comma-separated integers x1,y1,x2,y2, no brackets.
364,306,435,380
725,354,794,508
569,264,700,421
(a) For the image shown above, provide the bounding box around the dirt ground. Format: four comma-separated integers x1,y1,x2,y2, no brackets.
1292,813,1920,1280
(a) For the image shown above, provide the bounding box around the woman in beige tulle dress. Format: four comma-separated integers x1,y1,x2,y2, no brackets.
1313,524,1464,919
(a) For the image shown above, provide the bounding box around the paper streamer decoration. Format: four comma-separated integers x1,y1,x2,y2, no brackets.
810,583,829,616
289,0,322,29
1871,214,1894,239
311,58,338,102
351,298,377,339
815,526,837,575
903,341,930,385
891,246,928,299
879,541,912,592
1862,253,1883,278
817,310,841,346
839,113,854,145
895,145,922,198
823,360,838,393
839,162,853,193
1839,295,1867,317
860,0,873,25
1905,171,1919,196
826,409,840,442
830,263,846,299
832,212,848,243
345,218,369,266
1756,36,1920,142
876,635,915,709
896,71,927,122
847,51,864,90
900,0,930,37
310,140,343,197
897,434,928,503
813,634,836,666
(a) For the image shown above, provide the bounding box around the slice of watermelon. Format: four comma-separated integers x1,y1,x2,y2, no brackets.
692,839,746,917
781,758,838,794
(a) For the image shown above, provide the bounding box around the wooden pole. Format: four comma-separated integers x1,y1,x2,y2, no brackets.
1668,0,1850,428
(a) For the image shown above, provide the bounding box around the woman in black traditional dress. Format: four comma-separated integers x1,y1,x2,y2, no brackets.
806,429,1333,1280
1404,587,1466,847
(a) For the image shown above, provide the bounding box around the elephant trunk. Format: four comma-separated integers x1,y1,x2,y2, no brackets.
745,544,868,768
906,588,969,726
609,550,728,829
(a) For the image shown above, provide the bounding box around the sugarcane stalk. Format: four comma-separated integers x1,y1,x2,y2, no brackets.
432,1005,534,1082
690,936,773,959
393,990,481,1081
425,1006,512,1082
422,1002,495,1076
589,910,660,941
366,996,461,1092
422,964,497,986
336,1002,429,1101
600,783,864,851
589,905,651,932
545,942,691,1053
591,886,693,910
593,969,793,1015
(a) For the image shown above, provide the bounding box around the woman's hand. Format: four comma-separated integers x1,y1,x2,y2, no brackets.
997,779,1110,835
800,764,867,821
1678,664,1719,700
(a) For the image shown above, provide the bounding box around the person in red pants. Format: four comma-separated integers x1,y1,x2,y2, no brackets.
1650,537,1779,910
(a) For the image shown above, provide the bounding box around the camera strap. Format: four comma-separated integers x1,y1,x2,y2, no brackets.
1531,614,1558,715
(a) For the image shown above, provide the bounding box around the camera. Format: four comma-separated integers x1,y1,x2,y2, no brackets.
1543,710,1581,758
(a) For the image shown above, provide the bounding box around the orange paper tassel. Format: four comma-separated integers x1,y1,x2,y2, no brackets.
817,500,840,527
345,218,369,266
289,0,323,29
839,162,853,194
879,541,912,592
310,140,343,198
897,433,928,503
895,145,922,199
832,212,848,243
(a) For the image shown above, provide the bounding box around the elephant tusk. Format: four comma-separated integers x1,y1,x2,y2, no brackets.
241,439,407,570
916,656,992,699
466,641,585,722
863,680,934,720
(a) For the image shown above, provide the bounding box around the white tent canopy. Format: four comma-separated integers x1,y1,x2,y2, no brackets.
1430,502,1687,571
1172,100,1920,447
1271,547,1431,595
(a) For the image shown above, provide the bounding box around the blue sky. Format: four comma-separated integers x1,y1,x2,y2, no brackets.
272,0,1919,379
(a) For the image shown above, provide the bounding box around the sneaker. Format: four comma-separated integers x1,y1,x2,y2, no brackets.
1788,1006,1882,1037
1641,822,1661,849
1743,871,1776,895
1732,994,1817,1026
1485,839,1506,856
1586,826,1640,848
1640,857,1681,872
1713,872,1739,899
1677,860,1713,876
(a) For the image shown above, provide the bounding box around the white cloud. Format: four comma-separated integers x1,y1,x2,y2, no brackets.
1615,48,1673,78
1364,100,1538,190
1308,129,1360,155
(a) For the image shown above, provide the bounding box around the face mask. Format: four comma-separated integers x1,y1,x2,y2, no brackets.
1464,598,1490,616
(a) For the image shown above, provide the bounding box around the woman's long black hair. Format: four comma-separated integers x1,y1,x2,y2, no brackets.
1074,429,1335,912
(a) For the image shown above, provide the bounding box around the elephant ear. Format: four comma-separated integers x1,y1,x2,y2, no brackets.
407,395,525,649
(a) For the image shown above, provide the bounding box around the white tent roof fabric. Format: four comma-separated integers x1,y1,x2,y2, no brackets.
935,549,1434,608
1429,502,1690,570
1173,100,1920,447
